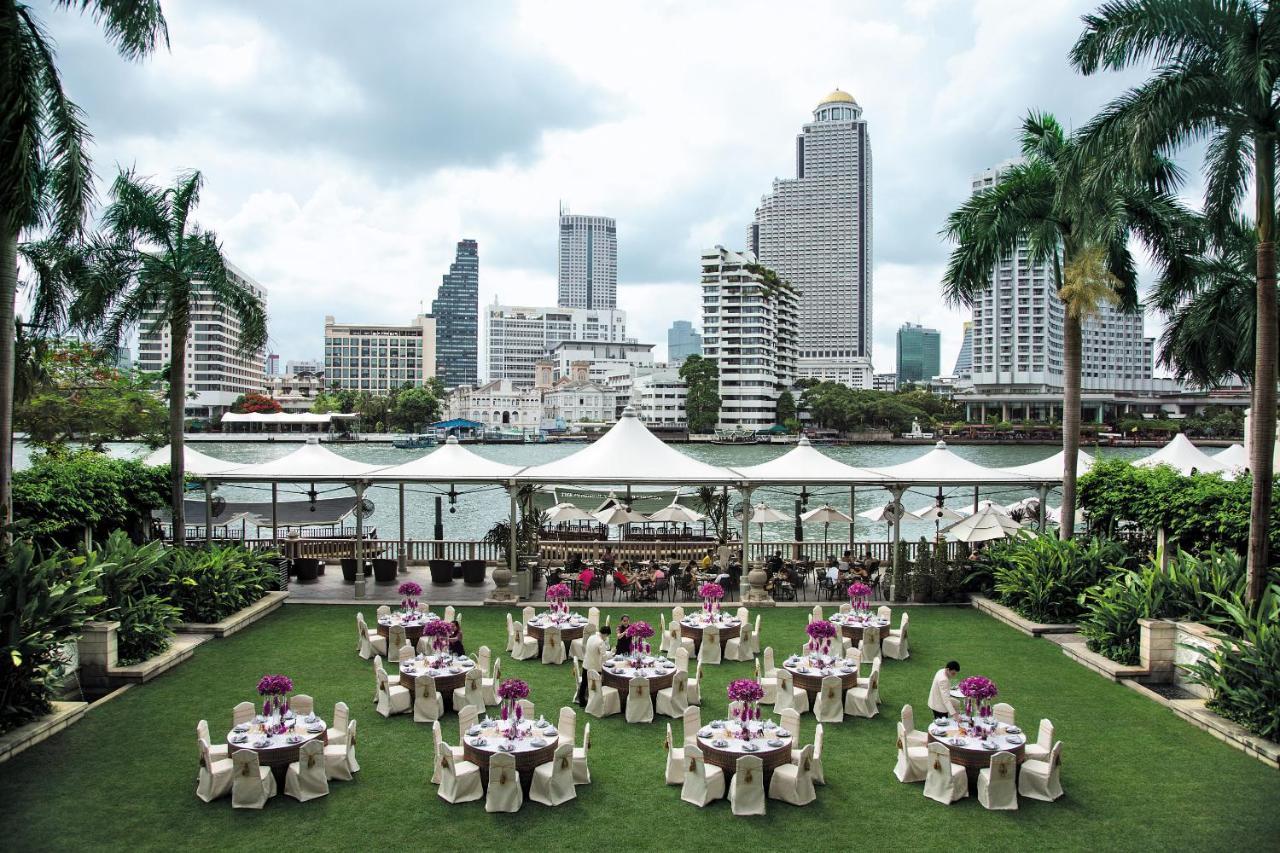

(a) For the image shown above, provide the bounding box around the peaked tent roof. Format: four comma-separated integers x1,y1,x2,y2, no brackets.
370,436,523,482
1133,433,1233,477
213,439,387,482
732,436,889,484
516,407,739,485
1003,449,1096,480
142,444,241,476
869,441,1044,485
1215,443,1248,470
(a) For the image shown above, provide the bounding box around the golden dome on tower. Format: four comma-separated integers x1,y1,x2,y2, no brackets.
819,88,856,105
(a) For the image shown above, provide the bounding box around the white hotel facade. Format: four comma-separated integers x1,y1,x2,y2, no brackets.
485,303,629,388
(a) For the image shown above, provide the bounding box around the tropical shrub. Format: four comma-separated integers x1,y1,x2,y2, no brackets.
163,545,278,623
0,540,105,734
82,532,180,665
1181,585,1280,741
986,533,1130,624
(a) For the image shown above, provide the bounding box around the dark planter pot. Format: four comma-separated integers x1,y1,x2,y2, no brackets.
294,558,320,583
429,559,455,586
341,559,357,583
461,560,487,586
372,558,398,583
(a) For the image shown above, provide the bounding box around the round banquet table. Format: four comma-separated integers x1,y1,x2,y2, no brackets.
396,655,474,712
829,612,891,642
462,718,560,792
227,715,328,784
927,719,1026,787
376,611,441,645
525,613,588,655
678,613,741,654
781,653,860,704
695,719,795,786
600,656,676,709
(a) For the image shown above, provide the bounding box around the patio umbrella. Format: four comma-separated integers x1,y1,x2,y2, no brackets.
801,504,854,543
593,505,649,526
858,504,902,547
909,503,965,537
941,506,1024,543
1004,496,1042,525
733,501,789,542
1047,505,1087,530
647,502,706,523
545,501,594,523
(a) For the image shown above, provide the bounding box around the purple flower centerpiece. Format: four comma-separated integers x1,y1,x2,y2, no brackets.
420,618,453,661
497,678,530,738
726,679,765,736
256,674,294,735
805,619,838,657
624,621,655,658
847,581,873,615
397,581,423,613
958,675,999,735
545,583,573,617
699,581,725,614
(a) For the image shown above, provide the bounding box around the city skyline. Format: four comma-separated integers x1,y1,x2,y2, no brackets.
35,1,1184,371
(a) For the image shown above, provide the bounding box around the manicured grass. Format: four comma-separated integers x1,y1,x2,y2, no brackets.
2,604,1277,852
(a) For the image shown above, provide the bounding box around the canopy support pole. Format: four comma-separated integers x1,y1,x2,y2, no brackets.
271,483,278,551
890,485,905,600
398,483,407,573
739,485,772,605
849,486,856,548
1037,483,1049,531
354,482,366,599
973,486,979,513
204,481,213,545
508,485,518,576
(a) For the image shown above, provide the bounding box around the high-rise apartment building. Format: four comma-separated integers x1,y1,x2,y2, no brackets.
486,303,629,387
896,322,941,384
285,359,324,377
967,162,1153,392
135,261,267,419
750,89,873,389
558,212,617,310
323,314,436,394
700,246,798,430
667,320,702,365
432,238,479,389
953,321,973,380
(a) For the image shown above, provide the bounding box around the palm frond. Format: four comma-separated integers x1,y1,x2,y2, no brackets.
1,10,52,234
54,0,169,60
1071,0,1248,74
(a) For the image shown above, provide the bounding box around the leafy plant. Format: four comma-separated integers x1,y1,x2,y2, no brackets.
81,532,179,665
163,545,277,623
987,533,1129,624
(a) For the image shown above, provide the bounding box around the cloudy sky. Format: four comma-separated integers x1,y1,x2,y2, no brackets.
41,0,1184,372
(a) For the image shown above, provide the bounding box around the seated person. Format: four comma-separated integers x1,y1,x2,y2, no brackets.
824,557,840,584
615,615,633,655
766,552,784,573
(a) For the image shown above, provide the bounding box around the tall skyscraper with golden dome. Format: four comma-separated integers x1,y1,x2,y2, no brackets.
750,89,874,388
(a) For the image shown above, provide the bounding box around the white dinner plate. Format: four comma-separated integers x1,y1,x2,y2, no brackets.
767,739,785,748
776,729,791,738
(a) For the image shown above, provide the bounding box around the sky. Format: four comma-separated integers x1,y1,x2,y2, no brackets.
38,0,1190,374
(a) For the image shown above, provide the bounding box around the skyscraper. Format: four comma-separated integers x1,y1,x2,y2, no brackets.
558,211,617,310
751,89,873,388
667,320,702,365
896,322,941,384
432,238,479,389
952,321,973,380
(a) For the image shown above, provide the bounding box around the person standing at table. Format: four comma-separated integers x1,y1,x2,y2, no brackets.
577,625,611,706
928,661,961,719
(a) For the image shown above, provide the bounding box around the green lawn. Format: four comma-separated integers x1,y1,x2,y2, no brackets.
2,604,1277,852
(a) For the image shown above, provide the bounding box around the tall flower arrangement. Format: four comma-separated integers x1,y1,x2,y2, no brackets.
497,678,530,738
727,679,765,735
958,675,999,736
420,619,452,658
545,583,572,616
256,674,294,735
699,581,724,614
847,581,872,615
805,619,837,657
398,581,423,613
624,621,655,657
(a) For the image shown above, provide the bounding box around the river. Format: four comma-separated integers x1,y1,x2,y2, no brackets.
17,440,1151,544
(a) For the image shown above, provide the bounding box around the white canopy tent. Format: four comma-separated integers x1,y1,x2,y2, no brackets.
732,436,889,484
1133,433,1234,477
1003,449,1096,480
1215,443,1248,470
869,440,1046,485
142,444,242,476
369,436,524,483
214,439,387,482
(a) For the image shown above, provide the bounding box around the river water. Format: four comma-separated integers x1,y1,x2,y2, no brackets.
18,440,1150,543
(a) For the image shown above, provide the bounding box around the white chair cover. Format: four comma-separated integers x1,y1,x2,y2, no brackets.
882,613,910,660
923,742,968,804
398,642,416,664
760,648,779,704
588,606,600,627
901,704,927,747
476,645,492,678
327,701,350,745
415,673,445,723
505,613,517,653
484,752,523,813
522,605,536,628
860,626,881,663
444,605,456,623
625,676,654,724
285,739,329,802
196,739,233,802
810,605,822,622
387,624,408,655
992,702,1016,726
680,745,725,807
324,720,360,780
878,605,892,621
290,694,314,717
664,722,686,785
658,613,672,655
844,658,880,718
769,743,816,806
232,702,255,727
518,699,535,720
1025,719,1054,762
357,612,386,660
749,614,762,654
728,755,766,816
436,740,483,804
979,750,1019,810
376,666,411,717
231,748,277,809
482,658,501,707
585,669,621,718
682,706,702,746
773,670,810,715
672,605,685,622
724,621,753,662
530,743,577,806
813,675,845,723
558,705,577,746
542,625,567,665
511,623,539,661
673,624,695,657
457,705,479,743
431,720,463,785
674,646,691,673
698,626,722,665
839,602,852,614
452,668,486,713
810,723,826,785
1018,741,1064,801
656,670,689,718
197,720,228,761
686,662,703,706
779,708,801,739
376,605,391,619
894,721,930,783
572,722,591,785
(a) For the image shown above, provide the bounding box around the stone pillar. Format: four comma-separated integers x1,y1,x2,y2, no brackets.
1139,618,1176,682
77,621,120,690
740,486,773,606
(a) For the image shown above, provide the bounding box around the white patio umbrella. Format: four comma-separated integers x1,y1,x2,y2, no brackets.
1046,505,1087,530
801,504,854,543
733,502,789,541
909,503,965,537
859,503,902,547
647,502,706,523
545,501,594,523
941,506,1024,543
593,505,649,526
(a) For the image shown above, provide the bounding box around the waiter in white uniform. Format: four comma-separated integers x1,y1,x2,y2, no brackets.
928,660,961,719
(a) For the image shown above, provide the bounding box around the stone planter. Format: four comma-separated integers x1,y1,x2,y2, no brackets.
741,567,774,606
486,566,518,605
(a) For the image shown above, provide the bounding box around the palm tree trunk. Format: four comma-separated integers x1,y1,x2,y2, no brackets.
169,316,188,546
0,231,15,529
1060,310,1082,543
1247,137,1277,604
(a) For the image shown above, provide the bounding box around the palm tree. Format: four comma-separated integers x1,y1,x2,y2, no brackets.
1071,0,1280,603
0,0,167,524
941,111,1189,542
84,169,266,545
